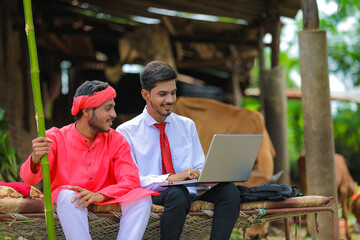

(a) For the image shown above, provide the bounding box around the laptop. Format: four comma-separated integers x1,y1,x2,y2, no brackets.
160,134,263,187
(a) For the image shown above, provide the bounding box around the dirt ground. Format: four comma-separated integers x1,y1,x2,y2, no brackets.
264,225,360,240
232,224,360,240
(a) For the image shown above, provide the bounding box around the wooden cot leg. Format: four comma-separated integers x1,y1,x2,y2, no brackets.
332,209,339,240
284,218,291,240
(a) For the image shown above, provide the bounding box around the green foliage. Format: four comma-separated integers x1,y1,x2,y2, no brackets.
0,231,17,239
230,230,243,240
287,100,304,183
242,97,260,111
287,100,304,160
0,109,20,182
280,51,301,89
320,0,360,87
332,102,360,182
333,104,360,151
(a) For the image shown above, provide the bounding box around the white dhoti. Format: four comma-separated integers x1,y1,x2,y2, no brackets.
56,189,152,240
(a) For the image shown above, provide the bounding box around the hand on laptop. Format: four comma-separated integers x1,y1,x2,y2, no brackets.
167,168,200,182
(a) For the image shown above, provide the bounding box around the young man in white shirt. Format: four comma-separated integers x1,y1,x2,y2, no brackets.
117,61,240,240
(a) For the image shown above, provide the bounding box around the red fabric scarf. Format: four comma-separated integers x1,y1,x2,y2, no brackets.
0,181,31,197
71,86,116,116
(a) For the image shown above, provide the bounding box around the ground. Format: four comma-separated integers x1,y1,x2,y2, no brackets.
231,225,360,240
2,225,360,239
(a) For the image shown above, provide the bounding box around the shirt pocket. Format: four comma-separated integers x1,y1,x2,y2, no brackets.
171,144,193,171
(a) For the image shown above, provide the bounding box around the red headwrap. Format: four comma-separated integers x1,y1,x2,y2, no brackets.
71,86,116,116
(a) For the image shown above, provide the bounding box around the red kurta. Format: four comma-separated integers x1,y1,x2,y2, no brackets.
20,123,158,204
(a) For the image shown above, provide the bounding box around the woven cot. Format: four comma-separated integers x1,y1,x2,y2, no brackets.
0,186,336,240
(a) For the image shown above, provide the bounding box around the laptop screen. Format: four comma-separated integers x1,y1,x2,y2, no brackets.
197,134,263,183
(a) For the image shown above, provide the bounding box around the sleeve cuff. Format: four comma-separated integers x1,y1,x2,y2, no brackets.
31,162,41,174
161,174,171,183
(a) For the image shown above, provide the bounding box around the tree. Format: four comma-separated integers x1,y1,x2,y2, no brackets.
321,0,360,87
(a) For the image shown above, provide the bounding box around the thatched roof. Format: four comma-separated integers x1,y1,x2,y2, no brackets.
29,0,301,96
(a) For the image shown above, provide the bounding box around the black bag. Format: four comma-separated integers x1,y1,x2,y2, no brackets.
237,184,303,202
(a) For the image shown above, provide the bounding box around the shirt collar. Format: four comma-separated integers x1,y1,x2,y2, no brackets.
71,122,102,147
143,106,172,126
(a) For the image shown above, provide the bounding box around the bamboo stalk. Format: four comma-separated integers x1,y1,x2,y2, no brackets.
23,0,55,239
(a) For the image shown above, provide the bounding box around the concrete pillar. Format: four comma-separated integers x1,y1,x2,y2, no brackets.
299,29,339,240
263,66,290,184
263,6,290,184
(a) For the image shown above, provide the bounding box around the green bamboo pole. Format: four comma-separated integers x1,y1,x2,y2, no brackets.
23,0,55,239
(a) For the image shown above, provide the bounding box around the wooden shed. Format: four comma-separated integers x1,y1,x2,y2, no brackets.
0,0,338,238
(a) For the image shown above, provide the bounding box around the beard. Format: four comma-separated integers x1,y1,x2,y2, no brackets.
88,110,112,133
150,101,173,117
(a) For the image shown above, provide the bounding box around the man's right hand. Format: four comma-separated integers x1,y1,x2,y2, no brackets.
166,168,200,182
31,137,53,165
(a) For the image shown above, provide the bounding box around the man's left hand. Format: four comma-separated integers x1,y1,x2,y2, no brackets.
68,186,112,210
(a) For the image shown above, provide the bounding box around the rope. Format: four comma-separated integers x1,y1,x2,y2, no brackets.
255,208,266,218
87,211,98,221
150,212,160,219
200,209,214,217
8,213,29,220
111,211,122,219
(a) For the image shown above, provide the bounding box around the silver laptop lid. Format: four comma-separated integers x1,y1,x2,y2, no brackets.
198,134,263,183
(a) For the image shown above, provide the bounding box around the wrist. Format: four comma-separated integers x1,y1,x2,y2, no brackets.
30,160,39,174
100,194,112,202
31,153,40,165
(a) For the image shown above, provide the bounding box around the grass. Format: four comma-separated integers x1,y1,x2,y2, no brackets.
0,232,17,240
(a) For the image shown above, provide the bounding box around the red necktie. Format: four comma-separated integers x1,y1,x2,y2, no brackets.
154,122,176,174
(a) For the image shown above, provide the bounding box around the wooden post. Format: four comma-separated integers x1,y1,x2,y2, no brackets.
270,13,281,68
231,62,242,107
263,1,290,184
258,27,265,115
299,0,339,239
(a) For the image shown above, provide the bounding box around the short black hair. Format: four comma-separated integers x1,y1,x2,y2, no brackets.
73,80,109,120
140,61,177,92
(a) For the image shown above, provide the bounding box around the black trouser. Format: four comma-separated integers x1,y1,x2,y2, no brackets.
152,183,241,240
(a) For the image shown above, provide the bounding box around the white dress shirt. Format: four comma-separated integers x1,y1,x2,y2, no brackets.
116,107,205,194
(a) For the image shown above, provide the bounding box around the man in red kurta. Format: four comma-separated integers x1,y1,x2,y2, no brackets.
20,80,157,240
